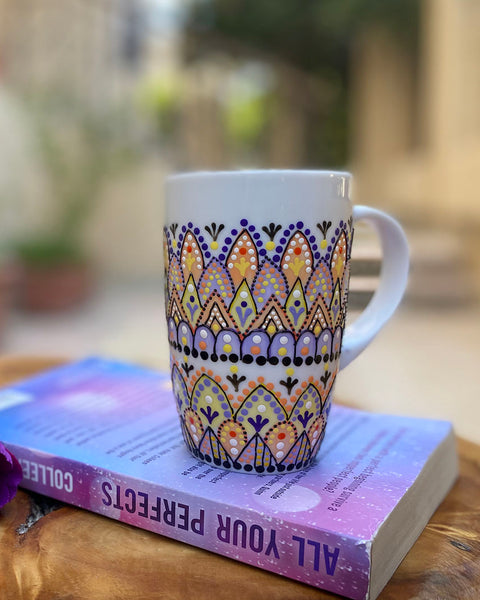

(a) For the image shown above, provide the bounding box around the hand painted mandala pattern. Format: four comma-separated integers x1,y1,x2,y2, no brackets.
164,217,353,472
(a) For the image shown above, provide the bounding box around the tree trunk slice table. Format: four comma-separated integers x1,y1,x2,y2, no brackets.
0,357,479,600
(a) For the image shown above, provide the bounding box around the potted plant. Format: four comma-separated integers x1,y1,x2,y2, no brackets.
14,103,137,311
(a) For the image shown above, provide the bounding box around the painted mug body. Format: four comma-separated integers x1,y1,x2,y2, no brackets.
164,171,408,474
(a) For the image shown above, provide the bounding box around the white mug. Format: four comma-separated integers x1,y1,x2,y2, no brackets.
164,170,409,473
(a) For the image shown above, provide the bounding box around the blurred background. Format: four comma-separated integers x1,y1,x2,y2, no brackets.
0,0,479,441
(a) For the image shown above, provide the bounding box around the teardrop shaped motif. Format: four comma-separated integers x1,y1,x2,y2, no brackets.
217,419,248,459
264,420,298,463
285,279,308,331
251,261,288,307
229,280,257,332
236,385,287,439
305,259,333,307
167,255,184,298
280,231,313,287
180,230,204,282
226,229,259,286
183,407,205,445
331,231,347,282
181,275,202,325
198,259,234,305
330,281,341,327
191,374,232,429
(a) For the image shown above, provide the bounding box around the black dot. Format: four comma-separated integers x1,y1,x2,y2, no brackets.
256,356,267,366
211,354,218,362
192,349,199,358
277,464,286,472
269,357,279,365
323,355,329,363
330,354,335,361
184,346,190,355
296,462,303,469
293,357,302,366
230,354,239,363
205,454,212,463
244,464,253,472
193,449,200,457
200,351,208,360
233,462,242,470
198,452,204,460
287,464,295,471
223,461,231,468
282,357,291,366
314,355,321,364
220,354,227,362
335,352,339,360
243,355,253,364
255,466,265,473
214,457,221,466
267,465,276,473
306,357,313,365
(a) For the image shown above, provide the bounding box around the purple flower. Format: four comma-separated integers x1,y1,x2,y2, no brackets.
0,442,22,509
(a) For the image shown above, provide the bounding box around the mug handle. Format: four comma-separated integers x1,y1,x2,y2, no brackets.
340,205,409,370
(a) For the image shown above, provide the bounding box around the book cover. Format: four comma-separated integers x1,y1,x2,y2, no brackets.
0,358,457,600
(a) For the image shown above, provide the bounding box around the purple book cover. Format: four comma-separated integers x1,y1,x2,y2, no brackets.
0,358,456,600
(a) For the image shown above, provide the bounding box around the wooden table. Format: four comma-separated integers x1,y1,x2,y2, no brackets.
0,357,479,600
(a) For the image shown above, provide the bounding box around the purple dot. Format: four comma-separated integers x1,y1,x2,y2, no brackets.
222,246,228,252
297,221,304,228
312,244,318,251
198,384,204,392
314,252,320,260
194,227,200,235
178,235,183,243
309,236,316,244
204,380,211,387
257,239,263,247
189,295,194,302
199,235,204,242
221,402,229,410
219,254,225,261
305,228,311,235
201,243,208,251
326,254,331,260
273,254,280,262
241,409,248,416
328,246,332,252
298,401,304,408
188,222,193,228
241,301,247,307
331,237,336,244
240,219,248,227
340,220,344,227
182,225,186,233
205,251,211,259
257,388,264,396
279,238,286,244
212,386,219,394
335,228,340,235
283,229,290,237
276,246,282,253
246,401,253,408
225,237,232,244
231,228,238,236
259,249,267,256
264,394,271,402
253,232,260,240
294,300,300,307
289,224,295,230
248,225,255,232
274,407,282,414
251,395,258,402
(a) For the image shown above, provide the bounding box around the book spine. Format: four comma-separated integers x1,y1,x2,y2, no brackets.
9,443,371,600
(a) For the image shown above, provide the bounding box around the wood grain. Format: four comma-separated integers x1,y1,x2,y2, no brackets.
0,357,479,600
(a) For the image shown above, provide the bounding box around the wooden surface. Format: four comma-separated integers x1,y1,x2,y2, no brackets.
0,357,479,600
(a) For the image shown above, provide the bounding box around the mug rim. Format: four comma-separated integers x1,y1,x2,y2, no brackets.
166,169,351,183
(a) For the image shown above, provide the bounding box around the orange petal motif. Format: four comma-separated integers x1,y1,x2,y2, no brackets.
280,231,314,287
226,230,258,286
180,231,204,282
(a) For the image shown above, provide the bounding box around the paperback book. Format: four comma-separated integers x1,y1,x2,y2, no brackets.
0,358,458,600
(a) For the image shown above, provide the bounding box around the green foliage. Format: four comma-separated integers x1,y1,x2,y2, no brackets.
15,237,84,267
138,76,183,138
223,93,270,147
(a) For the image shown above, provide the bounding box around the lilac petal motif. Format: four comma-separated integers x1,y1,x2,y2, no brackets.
198,259,234,305
191,374,232,430
0,442,22,509
252,261,288,307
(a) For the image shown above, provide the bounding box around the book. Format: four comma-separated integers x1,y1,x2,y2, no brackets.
0,358,458,600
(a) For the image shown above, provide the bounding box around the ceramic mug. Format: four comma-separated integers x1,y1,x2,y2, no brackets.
164,170,409,474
